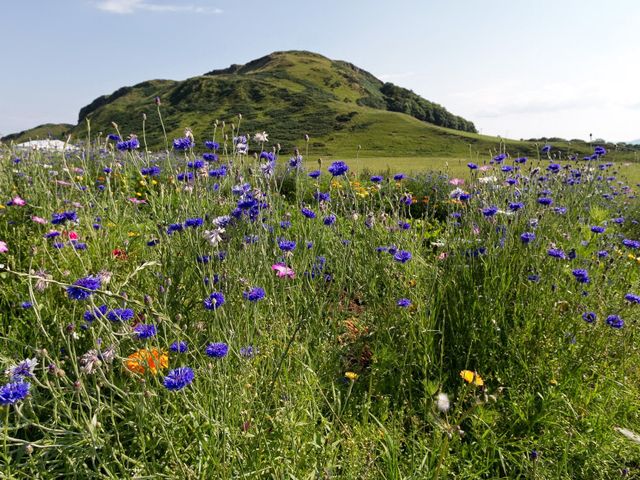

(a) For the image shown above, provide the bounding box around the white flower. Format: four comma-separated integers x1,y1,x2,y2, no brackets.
436,392,450,413
254,131,269,143
204,228,225,247
478,176,498,184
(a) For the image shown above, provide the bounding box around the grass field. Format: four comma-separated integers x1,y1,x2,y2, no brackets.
1,133,640,478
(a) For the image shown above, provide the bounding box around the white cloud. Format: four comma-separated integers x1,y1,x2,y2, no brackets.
95,0,222,14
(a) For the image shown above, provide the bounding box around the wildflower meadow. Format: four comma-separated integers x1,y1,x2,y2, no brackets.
1,120,640,478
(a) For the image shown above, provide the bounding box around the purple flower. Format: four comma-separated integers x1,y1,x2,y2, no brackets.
624,293,640,304
323,214,337,226
205,342,228,358
203,292,225,310
393,173,406,181
134,324,157,340
170,341,188,353
393,250,412,263
482,206,498,217
107,308,134,322
370,175,383,183
537,197,553,206
547,248,566,259
572,269,590,283
163,367,194,391
301,208,316,219
243,287,265,302
606,315,624,329
308,170,321,179
0,380,31,405
173,137,194,150
520,232,536,244
328,161,349,176
622,239,640,249
397,298,411,308
590,226,605,234
67,276,101,301
582,312,597,323
467,163,478,170
278,240,297,252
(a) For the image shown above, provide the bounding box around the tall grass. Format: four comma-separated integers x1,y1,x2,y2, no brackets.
0,133,639,478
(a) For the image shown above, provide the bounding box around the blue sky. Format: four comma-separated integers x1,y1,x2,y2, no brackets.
2,0,639,142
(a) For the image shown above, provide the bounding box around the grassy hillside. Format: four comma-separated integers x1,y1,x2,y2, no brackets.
1,123,74,143
2,51,639,162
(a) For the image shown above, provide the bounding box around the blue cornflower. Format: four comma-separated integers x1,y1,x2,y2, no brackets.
398,221,411,230
203,292,225,310
204,140,219,150
83,305,108,322
328,161,349,176
590,226,605,234
140,166,161,176
606,315,624,329
196,256,210,264
572,269,590,283
278,240,297,252
538,197,553,206
527,274,540,282
622,239,640,249
205,342,228,358
170,341,188,353
514,157,527,164
493,153,507,163
67,276,101,301
185,217,203,228
553,207,567,215
370,175,383,183
21,302,33,309
482,206,498,217
52,242,65,249
501,165,514,172
612,217,624,224
541,145,552,154
0,380,31,406
393,250,412,263
624,293,640,304
313,191,331,202
393,173,406,181
323,214,337,226
301,208,316,219
167,223,184,234
45,231,61,239
594,146,607,156
288,155,303,169
520,232,536,244
509,202,524,212
116,137,140,151
243,287,265,302
280,221,291,229
134,324,157,340
107,308,135,322
467,162,478,170
163,367,195,391
547,163,561,173
107,134,121,141
397,298,411,308
582,312,597,323
548,248,566,259
597,250,609,258
203,153,218,162
173,137,194,150
72,242,87,250
240,345,257,358
208,165,228,178
176,172,194,182
308,170,321,179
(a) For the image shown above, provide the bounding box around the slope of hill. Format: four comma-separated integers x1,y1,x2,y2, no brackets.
1,123,74,143
2,51,638,161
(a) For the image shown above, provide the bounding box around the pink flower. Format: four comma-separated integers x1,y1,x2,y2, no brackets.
31,215,47,224
68,231,79,241
12,196,26,206
0,241,7,253
478,165,493,172
128,198,147,204
271,263,295,279
437,252,448,261
449,178,465,186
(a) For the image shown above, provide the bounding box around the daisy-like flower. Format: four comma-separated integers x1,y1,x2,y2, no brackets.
254,131,269,143
203,228,225,247
460,370,484,386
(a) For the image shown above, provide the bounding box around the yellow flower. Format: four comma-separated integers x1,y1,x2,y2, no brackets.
124,348,168,375
128,231,139,238
345,371,359,381
460,370,484,386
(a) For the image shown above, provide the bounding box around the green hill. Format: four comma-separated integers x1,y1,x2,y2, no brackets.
1,123,74,143
3,51,639,161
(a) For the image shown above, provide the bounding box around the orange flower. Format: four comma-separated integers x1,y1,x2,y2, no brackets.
124,348,168,375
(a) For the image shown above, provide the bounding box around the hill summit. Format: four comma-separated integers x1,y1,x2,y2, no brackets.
4,51,484,155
